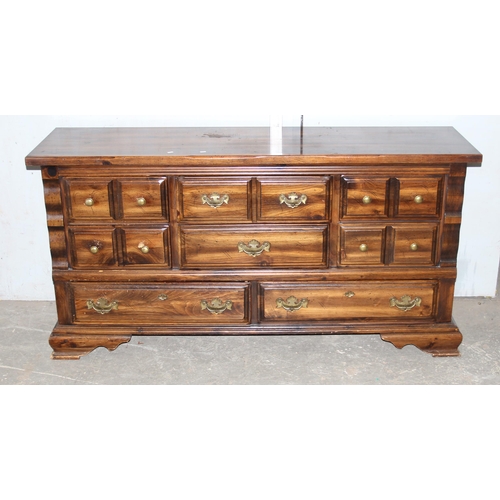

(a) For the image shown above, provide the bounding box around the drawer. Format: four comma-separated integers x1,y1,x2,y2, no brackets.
260,281,437,321
72,283,249,325
341,177,389,218
396,177,443,217
180,225,328,269
69,228,117,267
392,224,438,265
177,177,251,222
118,178,167,219
339,225,386,265
122,227,170,266
64,179,113,220
257,177,328,220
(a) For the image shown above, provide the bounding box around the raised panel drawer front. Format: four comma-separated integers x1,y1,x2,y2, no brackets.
257,177,328,221
180,225,328,268
392,224,438,265
122,227,170,266
396,177,442,217
341,177,390,218
177,177,251,222
65,179,113,220
119,178,167,219
72,283,249,325
69,228,117,267
339,226,386,265
261,281,437,321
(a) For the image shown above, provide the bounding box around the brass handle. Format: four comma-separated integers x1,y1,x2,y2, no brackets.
202,193,229,208
238,239,270,257
362,195,372,204
410,243,418,251
279,192,307,209
89,245,100,254
359,243,368,252
414,195,423,204
276,296,309,312
138,242,150,254
390,295,422,312
87,298,118,314
137,197,147,206
201,298,233,315
85,197,94,207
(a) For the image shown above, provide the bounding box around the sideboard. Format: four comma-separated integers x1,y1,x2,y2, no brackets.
25,126,482,359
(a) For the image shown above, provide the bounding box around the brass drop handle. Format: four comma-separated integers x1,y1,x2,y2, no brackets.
201,298,233,315
138,242,150,254
359,243,368,252
89,245,100,254
137,197,147,206
238,239,270,257
414,195,423,204
202,193,229,208
362,195,372,204
390,295,422,312
276,296,309,312
85,197,94,207
279,192,307,208
87,298,118,314
410,243,418,251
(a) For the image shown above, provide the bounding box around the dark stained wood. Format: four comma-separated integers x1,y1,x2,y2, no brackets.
26,126,482,359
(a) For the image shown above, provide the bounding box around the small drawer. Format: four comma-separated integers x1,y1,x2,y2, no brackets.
119,178,167,219
177,177,251,222
260,281,437,321
339,226,385,265
257,177,328,220
392,224,438,265
341,177,389,218
122,227,170,266
72,283,249,325
180,225,328,269
396,177,443,217
64,179,112,220
69,228,117,268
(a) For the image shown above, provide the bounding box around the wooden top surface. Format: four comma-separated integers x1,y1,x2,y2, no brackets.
25,126,482,167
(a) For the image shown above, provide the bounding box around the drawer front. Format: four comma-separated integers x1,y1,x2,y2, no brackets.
72,283,249,325
123,227,170,266
177,177,251,222
69,228,117,267
65,179,112,220
396,177,442,217
341,177,389,218
393,224,438,265
180,225,328,269
339,226,386,265
261,281,437,321
119,178,167,219
257,177,328,221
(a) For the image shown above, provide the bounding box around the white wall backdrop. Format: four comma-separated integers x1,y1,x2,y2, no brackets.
1,115,498,300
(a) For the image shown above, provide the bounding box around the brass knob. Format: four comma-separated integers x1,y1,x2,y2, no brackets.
362,195,372,204
137,197,146,206
85,197,94,207
89,245,99,254
140,245,150,254
410,243,418,251
359,243,368,252
414,195,423,204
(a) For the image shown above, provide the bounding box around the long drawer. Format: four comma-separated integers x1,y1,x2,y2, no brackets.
71,283,250,325
260,281,437,321
180,224,328,269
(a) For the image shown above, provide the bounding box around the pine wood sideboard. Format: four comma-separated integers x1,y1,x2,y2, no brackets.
25,126,482,359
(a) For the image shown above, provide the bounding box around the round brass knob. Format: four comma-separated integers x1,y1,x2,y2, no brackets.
140,245,150,254
89,245,99,254
137,197,146,206
414,195,423,204
410,243,418,251
362,195,372,204
359,243,368,252
85,198,94,207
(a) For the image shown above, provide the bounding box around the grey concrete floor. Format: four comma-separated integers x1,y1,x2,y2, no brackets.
1,289,499,385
